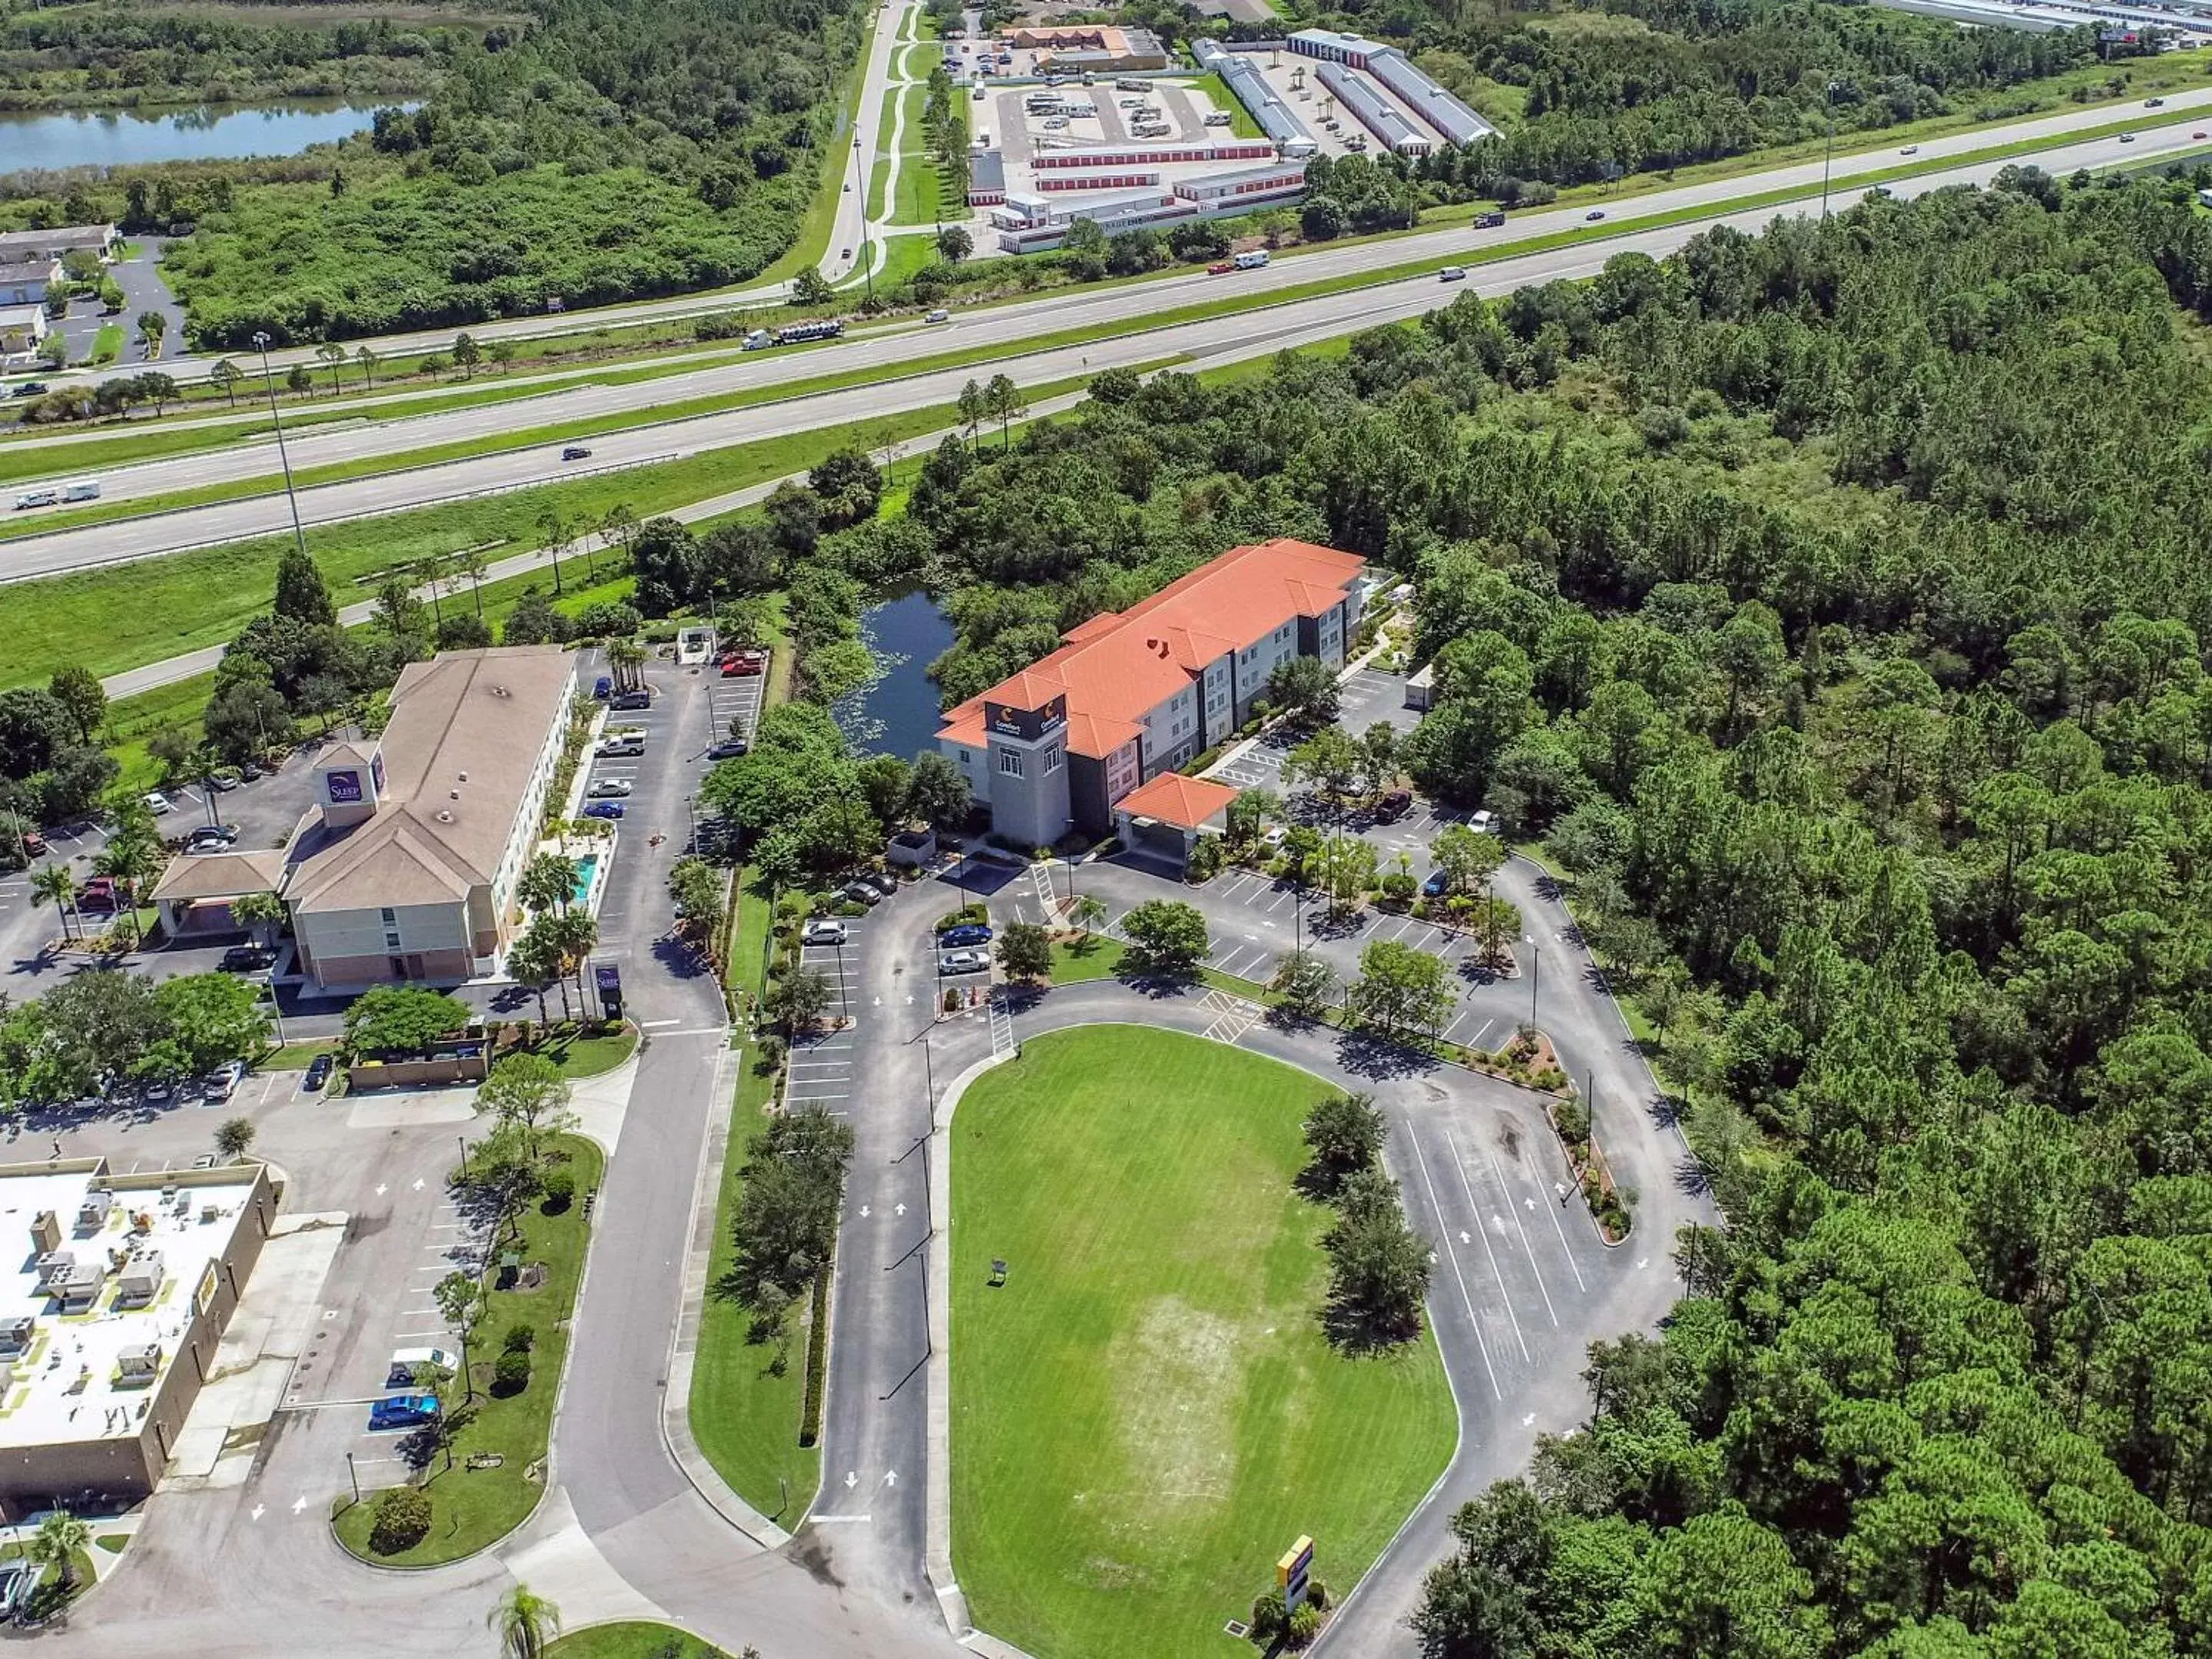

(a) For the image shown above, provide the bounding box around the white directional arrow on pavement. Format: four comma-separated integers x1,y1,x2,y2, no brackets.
845,1471,858,1490
859,1205,870,1218
292,1495,308,1515
250,1503,266,1521
1459,1230,1471,1245
1524,1197,1535,1210
895,1202,906,1217
873,997,881,1007
884,1470,898,1488
1523,1413,1536,1427
906,994,916,1005
1635,1258,1649,1270
375,1184,388,1197
412,1177,426,1190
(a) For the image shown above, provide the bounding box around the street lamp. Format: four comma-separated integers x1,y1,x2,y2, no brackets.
251,330,310,561
1820,79,1843,219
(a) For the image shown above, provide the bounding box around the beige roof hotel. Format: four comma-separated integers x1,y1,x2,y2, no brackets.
153,646,576,988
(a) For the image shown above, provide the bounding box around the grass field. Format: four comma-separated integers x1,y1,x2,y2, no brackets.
333,1134,604,1565
545,1624,729,1659
949,1027,1455,1659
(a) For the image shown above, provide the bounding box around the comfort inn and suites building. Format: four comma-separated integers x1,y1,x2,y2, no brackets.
937,539,1366,846
154,645,575,988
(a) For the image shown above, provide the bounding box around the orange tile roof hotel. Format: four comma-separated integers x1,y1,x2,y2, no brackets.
938,539,1367,846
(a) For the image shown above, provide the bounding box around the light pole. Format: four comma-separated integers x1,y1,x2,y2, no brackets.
1530,942,1541,1028
266,970,286,1044
252,331,310,560
1820,79,1841,219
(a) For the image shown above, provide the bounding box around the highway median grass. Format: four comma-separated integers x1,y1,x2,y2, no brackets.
949,1025,1455,1659
2,381,1093,694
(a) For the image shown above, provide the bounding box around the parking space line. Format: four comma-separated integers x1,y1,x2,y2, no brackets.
1480,1141,1561,1326
1445,1126,1532,1360
1409,1128,1502,1402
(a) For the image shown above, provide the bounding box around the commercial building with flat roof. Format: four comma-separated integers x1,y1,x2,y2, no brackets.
151,645,577,988
969,147,1008,206
938,540,1366,846
0,224,117,265
0,1159,275,1518
1006,25,1170,70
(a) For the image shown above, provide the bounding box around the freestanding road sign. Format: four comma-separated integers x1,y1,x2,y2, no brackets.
1280,1535,1314,1614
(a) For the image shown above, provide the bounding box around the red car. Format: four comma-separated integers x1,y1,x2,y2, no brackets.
722,647,768,677
76,876,118,911
1207,260,1235,274
19,830,45,858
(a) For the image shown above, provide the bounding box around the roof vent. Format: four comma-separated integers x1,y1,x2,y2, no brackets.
449,789,461,800
435,810,455,823
457,772,469,783
488,684,511,699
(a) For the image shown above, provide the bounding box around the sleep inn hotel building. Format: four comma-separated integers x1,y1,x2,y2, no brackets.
938,539,1367,846
153,645,575,988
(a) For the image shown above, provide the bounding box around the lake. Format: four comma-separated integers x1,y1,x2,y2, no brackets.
0,101,400,174
835,588,956,763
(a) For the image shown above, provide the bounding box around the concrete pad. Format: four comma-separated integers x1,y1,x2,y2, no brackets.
501,1485,668,1628
565,1054,638,1153
161,1211,349,1488
346,1088,480,1129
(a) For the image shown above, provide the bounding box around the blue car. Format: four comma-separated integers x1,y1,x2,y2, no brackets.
1422,869,1452,898
368,1393,439,1432
592,674,614,699
940,923,993,948
582,801,625,820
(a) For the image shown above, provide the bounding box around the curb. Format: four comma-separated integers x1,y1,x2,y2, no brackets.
656,1041,795,1548
922,1050,1016,1651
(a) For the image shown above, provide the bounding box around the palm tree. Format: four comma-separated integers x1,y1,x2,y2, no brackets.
94,830,159,948
315,342,346,395
354,344,379,389
462,545,490,618
1072,893,1107,939
488,1582,562,1659
606,637,646,690
507,922,565,1025
31,1509,89,1593
547,910,598,1016
516,853,578,917
234,889,286,949
31,863,78,942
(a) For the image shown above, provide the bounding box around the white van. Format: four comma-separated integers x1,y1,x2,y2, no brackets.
61,478,100,502
386,1346,458,1386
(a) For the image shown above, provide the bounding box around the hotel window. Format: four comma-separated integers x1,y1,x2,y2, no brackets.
999,750,1025,778
1044,745,1063,774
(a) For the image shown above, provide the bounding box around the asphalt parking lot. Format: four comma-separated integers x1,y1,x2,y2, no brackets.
786,910,870,1116
703,657,767,752
1204,666,1419,796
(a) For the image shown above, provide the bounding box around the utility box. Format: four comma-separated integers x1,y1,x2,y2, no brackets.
28,1211,59,1257
75,1191,112,1233
116,1343,161,1384
118,1251,164,1308
34,1250,73,1293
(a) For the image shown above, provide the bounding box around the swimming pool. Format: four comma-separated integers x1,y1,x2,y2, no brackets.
571,854,598,908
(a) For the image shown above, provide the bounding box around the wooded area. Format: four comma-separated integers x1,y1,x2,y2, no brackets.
735,168,2212,1651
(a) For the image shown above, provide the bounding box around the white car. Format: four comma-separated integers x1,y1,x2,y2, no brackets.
803,918,848,946
586,779,633,799
204,1059,247,1101
926,309,950,324
938,948,990,975
144,791,174,815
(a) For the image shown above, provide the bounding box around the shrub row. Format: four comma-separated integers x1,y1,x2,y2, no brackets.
798,1262,832,1447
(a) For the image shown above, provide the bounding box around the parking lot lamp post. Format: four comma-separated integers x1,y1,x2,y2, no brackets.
345,1451,360,1505
266,970,286,1044
1820,79,1840,218
1530,943,1540,1028
250,331,310,561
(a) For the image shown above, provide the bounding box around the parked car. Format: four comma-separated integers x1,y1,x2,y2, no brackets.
1469,808,1498,835
721,647,767,676
803,918,849,945
609,690,652,710
75,876,118,911
219,945,272,973
368,1394,440,1432
840,880,882,907
859,870,898,896
705,739,749,760
204,771,240,793
186,823,241,849
938,948,989,975
143,790,174,815
143,1078,176,1104
204,1059,247,1101
586,779,633,799
582,801,626,820
1377,789,1412,821
239,761,265,781
940,922,993,948
596,736,644,757
303,1053,335,1092
19,830,45,858
593,674,614,699
561,445,594,461
385,1347,458,1389
1422,868,1452,898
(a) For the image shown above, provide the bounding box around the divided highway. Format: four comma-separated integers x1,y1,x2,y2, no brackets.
5,90,2210,586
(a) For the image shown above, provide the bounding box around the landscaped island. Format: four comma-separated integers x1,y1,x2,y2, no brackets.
949,1026,1454,1659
